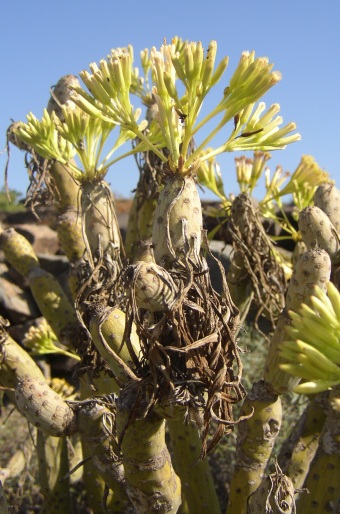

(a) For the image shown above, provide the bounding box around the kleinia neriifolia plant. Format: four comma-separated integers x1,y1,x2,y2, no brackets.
6,36,339,514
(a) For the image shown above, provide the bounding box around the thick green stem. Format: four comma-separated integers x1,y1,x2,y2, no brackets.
278,392,329,489
168,418,221,514
125,195,158,260
0,333,45,392
48,161,86,297
296,386,340,513
116,388,181,513
49,161,80,212
152,175,202,268
36,431,73,514
0,226,40,276
78,377,121,513
227,250,253,320
27,266,78,346
89,307,140,386
81,441,110,513
226,380,282,514
78,401,134,513
0,227,78,347
56,208,85,264
299,205,339,259
81,181,122,266
264,248,331,394
15,377,77,437
314,183,340,233
124,102,162,260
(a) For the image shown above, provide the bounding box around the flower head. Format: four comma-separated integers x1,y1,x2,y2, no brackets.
235,151,271,193
279,282,340,394
279,155,332,210
54,103,137,182
14,110,76,163
23,319,80,360
197,148,228,203
224,103,301,153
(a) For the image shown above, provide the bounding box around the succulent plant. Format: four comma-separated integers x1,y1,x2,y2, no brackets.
3,37,339,514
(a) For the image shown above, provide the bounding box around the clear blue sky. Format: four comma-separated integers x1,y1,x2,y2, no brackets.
1,1,339,200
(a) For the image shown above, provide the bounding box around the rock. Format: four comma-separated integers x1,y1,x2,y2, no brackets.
0,262,39,324
36,254,69,276
14,224,59,255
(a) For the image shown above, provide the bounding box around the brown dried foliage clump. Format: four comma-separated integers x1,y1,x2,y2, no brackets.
123,244,246,455
227,192,286,329
6,125,54,216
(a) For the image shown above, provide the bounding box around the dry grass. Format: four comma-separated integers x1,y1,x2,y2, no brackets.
0,407,42,513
